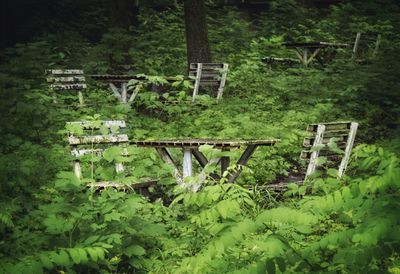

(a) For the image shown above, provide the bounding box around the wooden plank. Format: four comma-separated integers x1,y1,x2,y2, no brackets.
192,63,202,102
131,139,278,148
47,76,86,83
190,63,225,69
352,32,361,59
73,160,82,179
217,63,228,100
192,149,209,168
121,83,128,103
183,148,193,178
68,134,129,145
307,122,351,132
337,122,358,178
67,120,126,129
71,149,104,157
49,84,87,90
47,69,84,75
198,80,221,86
304,124,325,180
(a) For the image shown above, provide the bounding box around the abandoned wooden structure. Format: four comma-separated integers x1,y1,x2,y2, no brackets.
283,41,349,66
89,74,179,103
352,32,381,61
46,69,86,105
267,121,358,190
67,120,156,190
131,139,278,192
189,63,229,102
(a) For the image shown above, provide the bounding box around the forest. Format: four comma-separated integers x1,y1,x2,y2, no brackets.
0,0,399,273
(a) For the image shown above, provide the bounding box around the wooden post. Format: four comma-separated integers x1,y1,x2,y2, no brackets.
305,124,325,180
115,163,125,173
217,64,228,101
352,32,361,60
121,83,128,103
220,148,230,176
338,122,358,178
227,145,257,183
372,34,381,58
183,148,193,178
78,91,85,105
192,63,202,102
73,160,82,179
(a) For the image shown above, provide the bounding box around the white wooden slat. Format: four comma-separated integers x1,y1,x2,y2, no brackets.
68,134,129,145
67,120,126,129
217,63,229,100
71,149,104,157
115,163,125,173
183,148,193,178
47,69,84,75
304,124,325,180
49,84,87,90
47,76,86,83
337,122,358,178
73,160,82,179
192,63,202,102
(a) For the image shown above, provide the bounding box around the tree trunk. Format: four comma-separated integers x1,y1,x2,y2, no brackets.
108,0,139,28
184,0,212,66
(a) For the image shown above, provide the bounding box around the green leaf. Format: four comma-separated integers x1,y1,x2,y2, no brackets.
68,248,81,264
124,245,146,257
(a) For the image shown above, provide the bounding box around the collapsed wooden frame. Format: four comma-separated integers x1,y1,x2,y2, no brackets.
189,63,229,102
46,69,86,105
267,121,358,191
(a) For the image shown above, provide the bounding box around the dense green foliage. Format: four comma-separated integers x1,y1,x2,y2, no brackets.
0,0,399,273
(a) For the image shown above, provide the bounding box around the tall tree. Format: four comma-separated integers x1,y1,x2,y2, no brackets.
108,0,139,28
184,0,212,65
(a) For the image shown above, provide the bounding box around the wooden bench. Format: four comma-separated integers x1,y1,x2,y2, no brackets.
46,69,86,105
66,120,156,190
189,63,229,102
352,32,381,61
267,121,358,190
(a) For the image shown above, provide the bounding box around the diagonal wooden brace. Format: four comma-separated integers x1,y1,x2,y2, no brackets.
227,145,258,183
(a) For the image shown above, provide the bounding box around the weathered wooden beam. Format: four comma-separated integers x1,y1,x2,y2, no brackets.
337,122,358,178
306,48,321,65
156,147,183,186
183,148,193,178
192,149,209,168
67,120,126,129
73,160,82,179
121,82,128,103
68,134,129,145
109,83,122,100
304,124,325,180
192,63,202,102
217,63,228,100
227,144,257,183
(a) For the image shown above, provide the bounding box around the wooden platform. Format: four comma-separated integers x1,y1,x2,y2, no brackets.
131,139,278,148
283,41,349,48
89,74,180,83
